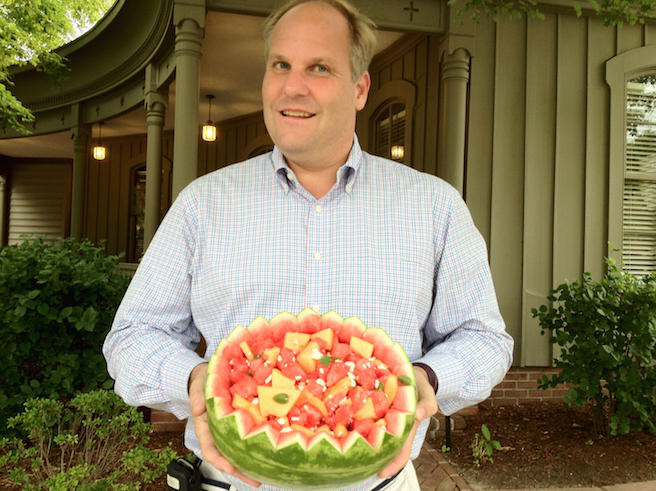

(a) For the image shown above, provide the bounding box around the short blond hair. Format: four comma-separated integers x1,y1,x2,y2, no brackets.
263,0,377,81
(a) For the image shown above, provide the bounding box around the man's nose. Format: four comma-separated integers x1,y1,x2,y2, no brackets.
283,69,310,97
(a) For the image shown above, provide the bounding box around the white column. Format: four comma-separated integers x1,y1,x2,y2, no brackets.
441,48,471,196
171,0,205,200
144,90,168,250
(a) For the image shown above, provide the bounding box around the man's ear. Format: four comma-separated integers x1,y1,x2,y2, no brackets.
355,71,371,111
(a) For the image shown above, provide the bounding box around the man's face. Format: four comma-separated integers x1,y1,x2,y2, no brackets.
262,2,370,170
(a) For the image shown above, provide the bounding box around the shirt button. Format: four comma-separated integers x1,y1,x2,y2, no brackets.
287,173,295,181
312,305,320,312
314,252,322,260
315,205,322,213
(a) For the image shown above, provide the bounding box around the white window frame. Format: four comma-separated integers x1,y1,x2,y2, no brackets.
606,45,656,275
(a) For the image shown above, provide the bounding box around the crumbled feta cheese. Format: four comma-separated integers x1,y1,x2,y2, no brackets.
374,380,380,389
311,348,323,360
345,361,355,371
281,427,292,433
369,357,376,361
265,374,272,384
316,378,326,386
293,339,299,345
278,418,286,425
252,398,259,405
295,375,302,381
278,355,283,362
291,416,300,422
319,367,325,374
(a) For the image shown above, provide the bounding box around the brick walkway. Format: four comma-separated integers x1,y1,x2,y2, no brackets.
413,442,470,491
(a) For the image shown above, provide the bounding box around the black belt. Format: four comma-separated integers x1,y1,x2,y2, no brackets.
370,468,403,491
200,465,403,490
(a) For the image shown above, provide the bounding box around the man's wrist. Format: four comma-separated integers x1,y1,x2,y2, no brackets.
188,362,208,394
412,362,439,394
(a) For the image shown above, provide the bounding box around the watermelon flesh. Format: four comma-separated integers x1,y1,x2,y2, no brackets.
205,309,417,490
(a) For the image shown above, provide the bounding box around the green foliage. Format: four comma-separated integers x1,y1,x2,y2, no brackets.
532,254,656,437
0,0,114,133
471,424,501,467
448,0,656,26
0,236,130,436
0,390,179,490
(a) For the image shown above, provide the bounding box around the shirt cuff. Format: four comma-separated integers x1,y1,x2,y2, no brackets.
161,349,206,414
413,353,465,402
412,362,438,393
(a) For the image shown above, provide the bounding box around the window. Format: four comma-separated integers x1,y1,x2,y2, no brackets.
606,45,656,277
623,75,656,276
373,102,406,163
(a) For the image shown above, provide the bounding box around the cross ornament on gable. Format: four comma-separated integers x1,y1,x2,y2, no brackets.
404,1,419,21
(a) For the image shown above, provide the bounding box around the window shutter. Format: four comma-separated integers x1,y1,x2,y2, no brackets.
624,76,656,276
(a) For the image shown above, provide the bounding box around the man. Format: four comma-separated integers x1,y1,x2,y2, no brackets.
103,1,514,490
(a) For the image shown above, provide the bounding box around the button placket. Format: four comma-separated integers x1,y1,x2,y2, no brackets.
307,200,327,315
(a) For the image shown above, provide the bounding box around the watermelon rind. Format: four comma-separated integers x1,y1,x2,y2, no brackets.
207,399,415,490
206,311,417,491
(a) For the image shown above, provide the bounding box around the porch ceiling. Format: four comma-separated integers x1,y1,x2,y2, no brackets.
0,10,402,160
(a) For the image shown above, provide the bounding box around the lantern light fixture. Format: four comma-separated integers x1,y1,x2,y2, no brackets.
202,94,217,142
93,122,106,161
390,145,404,160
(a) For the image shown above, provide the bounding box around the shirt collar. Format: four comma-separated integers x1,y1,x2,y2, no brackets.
271,134,363,197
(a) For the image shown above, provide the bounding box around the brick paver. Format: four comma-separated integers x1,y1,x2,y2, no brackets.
414,442,470,491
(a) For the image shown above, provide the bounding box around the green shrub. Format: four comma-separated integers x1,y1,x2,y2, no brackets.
0,390,178,490
0,237,130,435
532,254,656,437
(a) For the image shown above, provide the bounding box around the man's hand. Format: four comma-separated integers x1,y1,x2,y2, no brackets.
378,365,439,479
188,362,262,487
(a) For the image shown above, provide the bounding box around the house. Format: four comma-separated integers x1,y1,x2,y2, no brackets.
0,0,654,418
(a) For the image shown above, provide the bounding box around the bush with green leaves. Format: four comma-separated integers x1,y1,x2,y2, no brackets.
0,390,178,490
0,237,130,435
532,255,656,437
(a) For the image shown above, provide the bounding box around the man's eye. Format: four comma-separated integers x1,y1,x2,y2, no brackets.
275,61,290,69
314,65,328,73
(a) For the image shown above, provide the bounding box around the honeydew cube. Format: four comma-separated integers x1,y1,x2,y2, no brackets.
257,386,302,417
304,390,328,417
354,397,376,420
297,341,322,373
247,404,267,424
310,328,334,350
323,376,351,401
384,374,399,407
284,332,312,352
350,336,374,359
271,368,295,389
232,393,252,410
240,341,254,361
262,346,281,364
334,423,348,438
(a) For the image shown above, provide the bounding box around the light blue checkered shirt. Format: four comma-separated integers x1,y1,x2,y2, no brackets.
104,136,513,491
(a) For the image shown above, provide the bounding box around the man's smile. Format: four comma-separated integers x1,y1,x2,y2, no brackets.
281,110,315,118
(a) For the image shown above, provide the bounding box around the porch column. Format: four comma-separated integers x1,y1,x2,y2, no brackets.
144,90,168,250
441,48,470,196
71,125,91,240
171,0,205,200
